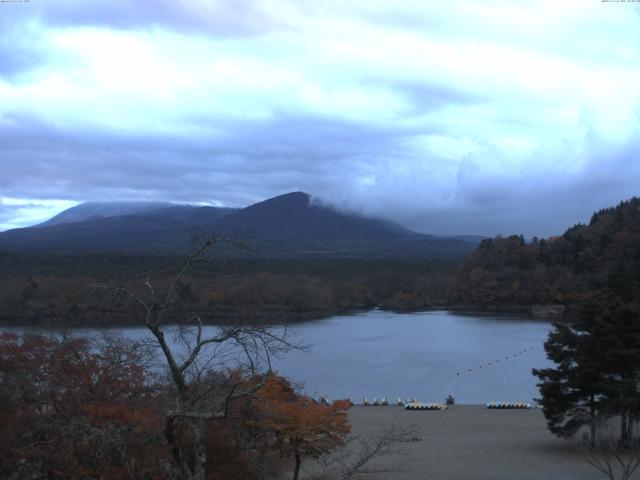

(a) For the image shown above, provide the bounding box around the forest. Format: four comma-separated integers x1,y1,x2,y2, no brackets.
451,197,640,316
0,243,407,480
0,255,458,326
2,197,640,327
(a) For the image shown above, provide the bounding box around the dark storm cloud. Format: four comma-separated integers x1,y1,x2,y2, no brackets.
0,110,409,210
396,139,640,237
1,1,639,235
1,92,638,237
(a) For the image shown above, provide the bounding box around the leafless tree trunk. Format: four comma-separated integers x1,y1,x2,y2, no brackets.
581,425,640,480
307,426,417,480
98,238,300,480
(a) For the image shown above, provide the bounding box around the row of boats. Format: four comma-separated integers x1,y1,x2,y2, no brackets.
405,402,448,410
362,397,424,406
359,397,533,409
486,401,532,409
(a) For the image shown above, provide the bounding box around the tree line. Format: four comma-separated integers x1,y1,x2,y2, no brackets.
523,199,640,479
1,241,409,480
0,255,459,327
452,197,640,313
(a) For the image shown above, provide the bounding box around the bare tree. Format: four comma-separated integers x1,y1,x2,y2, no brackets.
97,238,300,480
307,426,417,480
580,425,640,480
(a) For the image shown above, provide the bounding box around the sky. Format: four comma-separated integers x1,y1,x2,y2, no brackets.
1,0,639,236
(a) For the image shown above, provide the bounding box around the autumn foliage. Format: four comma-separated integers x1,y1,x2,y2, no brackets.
0,333,352,480
0,333,165,479
247,376,351,479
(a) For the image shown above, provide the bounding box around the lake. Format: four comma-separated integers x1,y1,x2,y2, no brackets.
2,310,553,404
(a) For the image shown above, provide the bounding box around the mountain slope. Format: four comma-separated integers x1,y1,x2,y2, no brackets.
0,204,236,254
37,201,172,227
215,192,419,240
0,192,476,258
0,215,192,254
209,192,473,257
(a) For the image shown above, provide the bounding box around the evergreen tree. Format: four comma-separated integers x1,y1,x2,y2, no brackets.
589,299,640,444
533,320,605,444
534,296,640,445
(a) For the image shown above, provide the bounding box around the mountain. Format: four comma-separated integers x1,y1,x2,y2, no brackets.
0,204,237,254
0,192,477,258
37,201,172,227
215,192,418,239
140,205,237,225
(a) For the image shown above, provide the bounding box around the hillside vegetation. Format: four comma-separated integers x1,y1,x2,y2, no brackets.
0,255,458,326
452,197,640,314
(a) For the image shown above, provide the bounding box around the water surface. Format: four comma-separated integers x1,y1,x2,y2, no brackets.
2,310,553,404
273,310,552,404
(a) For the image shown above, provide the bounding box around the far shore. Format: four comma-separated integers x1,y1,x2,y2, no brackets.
0,303,567,328
312,405,606,480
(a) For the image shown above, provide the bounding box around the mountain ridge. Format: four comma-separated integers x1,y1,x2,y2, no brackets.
0,192,479,258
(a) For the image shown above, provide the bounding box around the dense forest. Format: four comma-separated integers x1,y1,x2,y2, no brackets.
0,254,458,326
3,197,639,326
451,197,640,317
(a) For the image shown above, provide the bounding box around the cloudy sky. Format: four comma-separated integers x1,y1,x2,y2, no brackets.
1,0,639,236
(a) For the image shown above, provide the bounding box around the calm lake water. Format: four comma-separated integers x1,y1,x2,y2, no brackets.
2,310,553,404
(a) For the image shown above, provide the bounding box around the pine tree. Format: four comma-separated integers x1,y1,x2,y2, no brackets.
533,320,606,444
589,299,640,445
534,296,640,445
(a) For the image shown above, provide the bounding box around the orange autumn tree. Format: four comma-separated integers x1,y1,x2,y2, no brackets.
0,333,166,480
248,375,351,480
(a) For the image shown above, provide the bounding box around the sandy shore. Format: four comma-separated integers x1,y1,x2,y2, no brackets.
337,405,609,480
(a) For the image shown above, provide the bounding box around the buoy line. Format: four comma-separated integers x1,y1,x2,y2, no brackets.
454,346,537,376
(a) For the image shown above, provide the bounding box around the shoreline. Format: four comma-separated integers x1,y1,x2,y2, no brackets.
0,304,564,328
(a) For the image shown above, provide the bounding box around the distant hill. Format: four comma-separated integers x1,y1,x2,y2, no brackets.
451,197,640,310
37,201,172,227
0,204,236,254
0,192,477,258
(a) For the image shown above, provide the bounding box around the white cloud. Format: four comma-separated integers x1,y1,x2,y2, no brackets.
0,198,78,231
1,0,640,235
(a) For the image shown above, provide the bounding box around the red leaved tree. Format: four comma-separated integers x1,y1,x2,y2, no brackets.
0,332,165,480
245,375,351,480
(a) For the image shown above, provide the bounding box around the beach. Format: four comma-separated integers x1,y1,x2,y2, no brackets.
341,406,609,480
